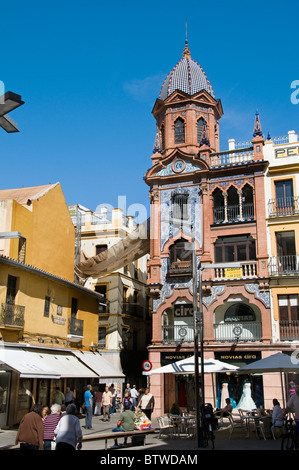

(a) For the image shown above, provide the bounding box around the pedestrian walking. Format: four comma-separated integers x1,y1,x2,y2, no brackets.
94,386,103,416
43,404,61,450
137,387,155,420
15,403,44,450
84,384,93,429
130,385,138,408
101,385,113,422
54,404,82,451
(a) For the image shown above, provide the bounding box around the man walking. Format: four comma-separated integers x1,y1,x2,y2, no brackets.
101,385,113,422
137,387,155,420
84,384,93,429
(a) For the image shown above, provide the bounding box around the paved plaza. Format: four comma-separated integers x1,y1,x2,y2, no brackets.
0,411,283,452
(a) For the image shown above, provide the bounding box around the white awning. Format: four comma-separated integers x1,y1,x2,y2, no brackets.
72,350,125,382
0,348,60,379
31,351,97,378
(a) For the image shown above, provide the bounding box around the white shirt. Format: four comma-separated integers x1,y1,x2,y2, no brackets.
54,414,82,448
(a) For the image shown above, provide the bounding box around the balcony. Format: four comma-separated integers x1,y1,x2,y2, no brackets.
213,261,257,280
168,260,192,277
210,147,254,168
279,321,299,341
213,203,254,224
269,255,299,276
161,322,263,344
67,317,84,343
214,321,262,342
162,324,194,344
268,197,299,217
0,303,25,329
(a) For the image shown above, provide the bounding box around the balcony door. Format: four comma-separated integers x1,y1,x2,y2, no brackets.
6,275,17,305
275,180,294,215
276,231,297,273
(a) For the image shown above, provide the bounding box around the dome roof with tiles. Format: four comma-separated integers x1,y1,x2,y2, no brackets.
159,41,214,100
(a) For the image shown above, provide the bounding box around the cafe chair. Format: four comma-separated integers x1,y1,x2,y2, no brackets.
157,416,174,439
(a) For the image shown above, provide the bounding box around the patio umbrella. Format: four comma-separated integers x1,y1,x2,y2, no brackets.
237,352,299,407
147,355,239,375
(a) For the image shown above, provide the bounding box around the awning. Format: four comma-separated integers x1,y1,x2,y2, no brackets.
31,351,97,378
72,350,125,383
0,348,60,379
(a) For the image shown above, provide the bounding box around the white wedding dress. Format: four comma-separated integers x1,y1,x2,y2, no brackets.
235,382,256,411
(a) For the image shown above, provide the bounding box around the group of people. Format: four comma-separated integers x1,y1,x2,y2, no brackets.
212,379,299,438
15,403,82,451
83,383,155,431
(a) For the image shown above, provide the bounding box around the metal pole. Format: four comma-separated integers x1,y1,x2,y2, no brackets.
199,263,205,445
192,236,203,447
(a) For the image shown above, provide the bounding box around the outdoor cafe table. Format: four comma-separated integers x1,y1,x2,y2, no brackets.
170,415,195,438
240,411,270,439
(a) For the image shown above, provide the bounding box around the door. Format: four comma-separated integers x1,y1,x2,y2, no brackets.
275,180,294,215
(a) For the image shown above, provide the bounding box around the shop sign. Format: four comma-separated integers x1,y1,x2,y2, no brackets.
161,352,193,366
215,351,261,364
174,303,193,317
275,145,299,158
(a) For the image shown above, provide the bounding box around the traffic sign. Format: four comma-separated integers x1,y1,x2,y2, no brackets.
142,360,152,371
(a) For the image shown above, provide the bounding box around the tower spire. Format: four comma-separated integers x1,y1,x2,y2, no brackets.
183,18,191,58
253,110,263,137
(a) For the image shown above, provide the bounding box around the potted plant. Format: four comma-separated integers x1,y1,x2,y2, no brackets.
170,403,181,415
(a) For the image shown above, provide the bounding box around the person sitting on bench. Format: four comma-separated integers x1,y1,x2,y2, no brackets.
111,401,136,448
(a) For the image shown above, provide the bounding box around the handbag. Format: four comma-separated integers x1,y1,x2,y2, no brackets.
51,439,56,450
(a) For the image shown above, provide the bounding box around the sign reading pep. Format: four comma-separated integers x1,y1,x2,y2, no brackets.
275,145,299,158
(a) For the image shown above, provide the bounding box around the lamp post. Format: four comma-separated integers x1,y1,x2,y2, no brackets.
192,253,242,448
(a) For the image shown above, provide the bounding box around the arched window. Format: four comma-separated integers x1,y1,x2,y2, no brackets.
172,193,189,221
213,188,224,224
169,238,192,276
197,117,205,143
175,118,185,144
224,303,256,322
160,124,165,151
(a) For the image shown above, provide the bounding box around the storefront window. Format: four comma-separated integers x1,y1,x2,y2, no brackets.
0,372,10,427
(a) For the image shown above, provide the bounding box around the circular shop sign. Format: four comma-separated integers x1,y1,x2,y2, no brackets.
142,360,152,372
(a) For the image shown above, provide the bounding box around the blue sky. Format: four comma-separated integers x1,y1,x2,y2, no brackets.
1,0,298,220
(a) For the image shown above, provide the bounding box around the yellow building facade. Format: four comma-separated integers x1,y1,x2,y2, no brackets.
0,184,117,427
264,132,299,345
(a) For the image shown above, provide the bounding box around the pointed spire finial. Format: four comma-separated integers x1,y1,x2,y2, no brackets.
253,110,263,137
183,18,191,59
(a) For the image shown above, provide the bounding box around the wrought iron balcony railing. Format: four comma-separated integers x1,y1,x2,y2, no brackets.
268,255,299,275
162,322,263,343
0,303,25,328
162,324,194,344
214,321,262,342
268,197,299,217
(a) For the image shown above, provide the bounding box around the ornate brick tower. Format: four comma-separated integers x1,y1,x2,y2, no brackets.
144,41,270,417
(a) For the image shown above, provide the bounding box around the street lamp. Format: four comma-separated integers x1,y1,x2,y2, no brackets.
192,252,242,448
0,91,24,133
